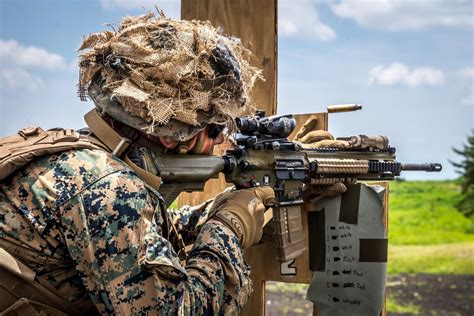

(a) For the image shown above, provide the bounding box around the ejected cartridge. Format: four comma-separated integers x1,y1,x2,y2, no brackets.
327,104,363,113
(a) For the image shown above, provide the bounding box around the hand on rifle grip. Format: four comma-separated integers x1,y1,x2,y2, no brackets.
209,187,275,248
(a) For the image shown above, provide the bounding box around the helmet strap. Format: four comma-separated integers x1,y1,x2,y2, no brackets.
84,109,162,190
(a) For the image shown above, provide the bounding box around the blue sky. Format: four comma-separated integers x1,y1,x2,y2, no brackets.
0,0,473,180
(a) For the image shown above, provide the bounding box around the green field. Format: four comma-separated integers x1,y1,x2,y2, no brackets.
388,180,474,275
388,180,474,246
388,243,473,274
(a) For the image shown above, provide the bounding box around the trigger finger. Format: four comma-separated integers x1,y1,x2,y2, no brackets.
254,186,275,204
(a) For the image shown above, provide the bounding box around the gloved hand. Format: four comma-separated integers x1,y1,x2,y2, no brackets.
295,115,349,198
295,115,350,149
209,187,275,248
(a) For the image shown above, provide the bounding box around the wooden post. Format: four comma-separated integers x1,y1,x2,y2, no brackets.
180,3,279,315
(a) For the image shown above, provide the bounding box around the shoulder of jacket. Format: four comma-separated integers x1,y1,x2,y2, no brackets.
14,148,136,207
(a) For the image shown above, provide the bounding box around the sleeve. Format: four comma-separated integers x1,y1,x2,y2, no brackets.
166,199,214,246
58,169,251,315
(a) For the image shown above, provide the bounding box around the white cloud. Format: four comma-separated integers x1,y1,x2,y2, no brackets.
279,0,336,41
0,40,69,92
456,67,474,79
0,68,43,92
100,0,181,19
0,39,67,69
369,62,445,87
331,0,473,31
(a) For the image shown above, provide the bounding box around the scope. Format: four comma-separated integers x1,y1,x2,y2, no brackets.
236,114,296,138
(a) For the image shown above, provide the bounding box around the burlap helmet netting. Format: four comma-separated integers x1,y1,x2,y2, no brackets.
78,12,262,141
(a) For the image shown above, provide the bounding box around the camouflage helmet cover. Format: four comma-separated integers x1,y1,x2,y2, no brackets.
78,12,261,141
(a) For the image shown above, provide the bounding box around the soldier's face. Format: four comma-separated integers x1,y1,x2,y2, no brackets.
156,125,225,155
183,126,224,155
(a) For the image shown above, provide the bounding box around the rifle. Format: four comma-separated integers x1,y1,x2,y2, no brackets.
154,111,442,262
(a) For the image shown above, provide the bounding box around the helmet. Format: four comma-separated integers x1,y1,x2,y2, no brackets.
78,12,261,141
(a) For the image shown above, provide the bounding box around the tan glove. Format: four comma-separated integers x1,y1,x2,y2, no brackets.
295,115,349,198
209,187,275,248
295,115,350,149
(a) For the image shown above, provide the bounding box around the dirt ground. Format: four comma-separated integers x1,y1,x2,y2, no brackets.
265,274,474,316
387,274,474,316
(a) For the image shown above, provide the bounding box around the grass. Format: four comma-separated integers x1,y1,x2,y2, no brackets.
388,180,474,245
388,242,474,274
387,180,474,275
386,296,421,314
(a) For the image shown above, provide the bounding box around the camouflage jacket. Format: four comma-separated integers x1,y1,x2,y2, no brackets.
0,148,252,315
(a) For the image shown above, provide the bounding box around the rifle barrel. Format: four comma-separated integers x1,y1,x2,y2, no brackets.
401,163,442,172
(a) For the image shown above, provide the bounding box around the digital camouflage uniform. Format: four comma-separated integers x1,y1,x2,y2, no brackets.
0,148,252,315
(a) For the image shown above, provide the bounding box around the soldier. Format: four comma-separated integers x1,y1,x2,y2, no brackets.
0,13,343,315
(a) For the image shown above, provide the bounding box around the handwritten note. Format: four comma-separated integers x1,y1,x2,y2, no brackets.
306,184,387,316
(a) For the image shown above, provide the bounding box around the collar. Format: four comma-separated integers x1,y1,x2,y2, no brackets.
84,109,162,189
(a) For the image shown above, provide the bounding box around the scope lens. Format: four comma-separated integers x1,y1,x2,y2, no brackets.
236,117,259,134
